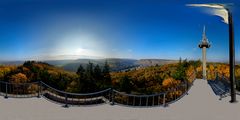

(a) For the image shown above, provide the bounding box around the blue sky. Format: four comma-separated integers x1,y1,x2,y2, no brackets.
0,0,239,61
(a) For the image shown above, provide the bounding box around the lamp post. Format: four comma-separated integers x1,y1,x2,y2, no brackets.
227,9,237,103
187,3,237,103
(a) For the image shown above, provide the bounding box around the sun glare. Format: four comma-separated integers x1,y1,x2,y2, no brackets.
74,47,96,56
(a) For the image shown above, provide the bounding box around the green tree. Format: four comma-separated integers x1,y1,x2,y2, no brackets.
102,61,112,88
119,75,132,93
189,59,201,69
76,65,85,78
94,64,103,88
58,73,67,90
173,59,188,81
86,62,94,81
80,62,97,92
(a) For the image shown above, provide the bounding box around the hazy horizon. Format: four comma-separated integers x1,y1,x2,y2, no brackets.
0,56,236,64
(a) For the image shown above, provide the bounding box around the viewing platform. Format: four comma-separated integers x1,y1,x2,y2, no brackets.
1,79,240,120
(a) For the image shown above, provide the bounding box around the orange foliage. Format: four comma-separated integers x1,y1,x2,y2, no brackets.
28,84,38,93
10,73,29,83
186,65,195,83
162,77,180,88
0,65,17,79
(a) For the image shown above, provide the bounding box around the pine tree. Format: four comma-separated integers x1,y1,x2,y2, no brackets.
102,61,111,88
83,62,96,92
86,62,94,81
173,58,187,81
119,75,131,93
76,65,85,79
94,64,103,89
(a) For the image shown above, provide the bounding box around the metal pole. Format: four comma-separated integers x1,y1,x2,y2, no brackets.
64,93,68,108
152,96,154,106
146,97,148,106
111,89,115,105
228,10,237,103
133,96,135,106
5,83,8,99
38,81,41,98
139,97,141,106
163,93,166,107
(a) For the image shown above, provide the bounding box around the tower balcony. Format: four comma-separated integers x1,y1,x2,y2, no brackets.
199,42,211,48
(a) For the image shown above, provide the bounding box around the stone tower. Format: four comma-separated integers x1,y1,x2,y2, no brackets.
199,26,211,80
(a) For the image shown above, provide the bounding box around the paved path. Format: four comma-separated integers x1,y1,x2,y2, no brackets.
0,79,240,120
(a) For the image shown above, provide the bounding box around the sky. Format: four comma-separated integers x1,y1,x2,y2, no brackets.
0,0,240,61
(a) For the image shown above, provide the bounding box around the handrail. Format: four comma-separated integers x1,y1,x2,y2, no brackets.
41,81,111,96
112,89,165,97
0,81,39,85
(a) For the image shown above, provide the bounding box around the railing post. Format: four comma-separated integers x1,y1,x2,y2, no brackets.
64,93,68,108
186,81,189,95
5,83,8,99
146,97,148,106
139,97,142,106
163,93,167,107
152,96,154,106
133,96,135,106
108,89,111,101
111,88,115,105
174,88,177,100
37,81,41,98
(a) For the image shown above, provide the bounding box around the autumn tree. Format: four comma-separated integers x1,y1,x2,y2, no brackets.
207,64,216,80
9,73,29,94
10,73,28,83
162,77,180,89
66,80,80,93
186,65,195,83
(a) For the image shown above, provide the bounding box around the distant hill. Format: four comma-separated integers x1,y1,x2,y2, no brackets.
0,58,180,72
137,59,178,67
54,58,138,72
0,61,24,65
50,58,178,72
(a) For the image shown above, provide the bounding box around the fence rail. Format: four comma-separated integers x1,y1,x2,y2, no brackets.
0,71,195,107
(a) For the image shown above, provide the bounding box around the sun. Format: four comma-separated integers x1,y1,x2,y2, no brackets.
73,47,96,56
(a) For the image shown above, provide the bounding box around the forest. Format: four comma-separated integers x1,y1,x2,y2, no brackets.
202,63,240,90
0,59,240,94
